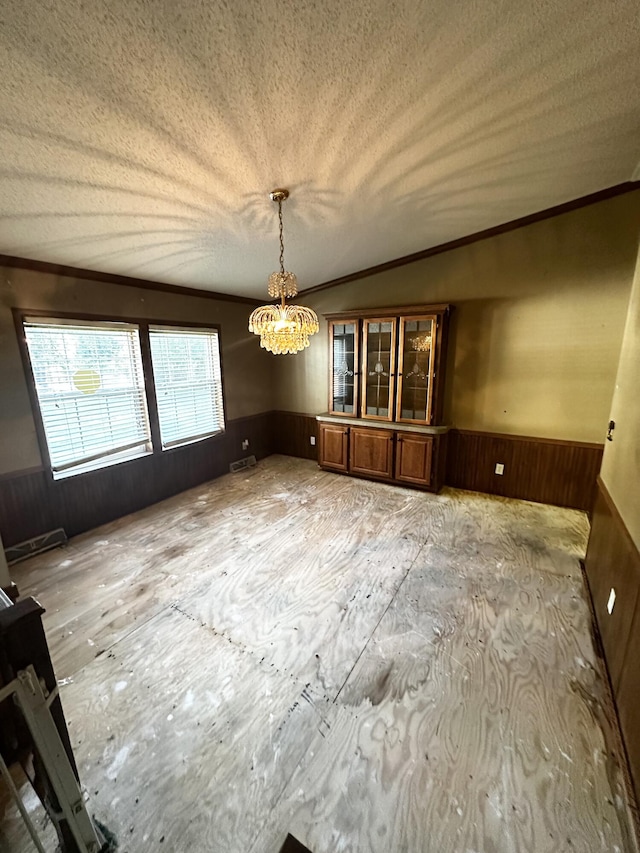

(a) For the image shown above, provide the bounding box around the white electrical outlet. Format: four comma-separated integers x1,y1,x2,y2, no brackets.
607,588,616,615
242,439,249,451
495,463,505,475
310,436,316,446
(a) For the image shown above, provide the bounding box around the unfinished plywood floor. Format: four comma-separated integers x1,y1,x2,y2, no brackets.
2,456,637,853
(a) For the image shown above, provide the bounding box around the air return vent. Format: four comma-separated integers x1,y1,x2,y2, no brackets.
6,528,68,565
229,455,257,473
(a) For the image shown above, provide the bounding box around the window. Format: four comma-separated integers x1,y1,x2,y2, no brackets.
149,326,225,449
23,318,151,477
20,314,226,478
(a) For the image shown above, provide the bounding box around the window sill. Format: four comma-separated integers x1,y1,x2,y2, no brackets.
52,447,153,480
160,428,225,453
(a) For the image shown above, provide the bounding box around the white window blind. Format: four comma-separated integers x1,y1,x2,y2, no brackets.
149,326,225,449
23,318,151,477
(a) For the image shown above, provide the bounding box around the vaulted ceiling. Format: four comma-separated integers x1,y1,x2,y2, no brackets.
1,0,639,299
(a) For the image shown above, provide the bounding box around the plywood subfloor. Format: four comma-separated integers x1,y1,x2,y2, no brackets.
2,456,637,853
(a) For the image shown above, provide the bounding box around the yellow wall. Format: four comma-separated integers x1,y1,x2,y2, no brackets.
0,266,273,475
600,242,640,549
274,192,640,444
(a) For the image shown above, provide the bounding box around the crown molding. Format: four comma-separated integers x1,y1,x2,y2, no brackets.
300,182,640,297
0,254,262,306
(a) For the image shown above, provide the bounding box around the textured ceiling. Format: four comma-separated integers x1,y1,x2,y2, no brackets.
0,0,639,298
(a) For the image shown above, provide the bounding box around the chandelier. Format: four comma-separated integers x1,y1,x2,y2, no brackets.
410,333,432,352
248,189,319,355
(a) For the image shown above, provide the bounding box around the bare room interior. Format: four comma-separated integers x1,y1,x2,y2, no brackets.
1,2,639,852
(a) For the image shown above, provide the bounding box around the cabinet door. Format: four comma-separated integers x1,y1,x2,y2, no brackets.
350,427,394,480
396,316,437,424
318,423,349,472
395,432,433,486
329,321,359,415
361,318,396,420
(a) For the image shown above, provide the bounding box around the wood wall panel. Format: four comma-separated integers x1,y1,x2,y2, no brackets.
584,477,640,800
273,417,601,510
585,481,640,691
0,469,55,546
446,429,603,511
1,415,603,553
271,411,318,461
616,607,640,805
0,413,272,548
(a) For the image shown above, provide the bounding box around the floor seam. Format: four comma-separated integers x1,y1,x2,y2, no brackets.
332,540,428,705
170,601,322,697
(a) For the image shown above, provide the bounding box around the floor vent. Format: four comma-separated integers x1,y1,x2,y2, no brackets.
6,528,68,565
229,455,257,473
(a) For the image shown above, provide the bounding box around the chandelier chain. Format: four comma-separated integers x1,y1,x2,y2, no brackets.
278,200,285,275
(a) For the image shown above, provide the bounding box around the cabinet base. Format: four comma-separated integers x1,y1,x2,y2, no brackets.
317,463,445,493
318,420,448,493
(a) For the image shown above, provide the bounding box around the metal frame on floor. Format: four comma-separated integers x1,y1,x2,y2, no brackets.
0,665,104,853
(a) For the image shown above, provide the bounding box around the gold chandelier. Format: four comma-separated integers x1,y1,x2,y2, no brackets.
248,189,319,355
411,333,432,352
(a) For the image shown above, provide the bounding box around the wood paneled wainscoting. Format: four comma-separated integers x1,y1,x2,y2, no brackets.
271,411,319,461
446,429,603,511
584,477,640,801
1,413,602,554
272,415,603,512
0,412,272,549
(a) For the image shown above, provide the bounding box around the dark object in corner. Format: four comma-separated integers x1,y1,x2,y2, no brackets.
94,817,119,851
279,834,312,853
1,583,19,602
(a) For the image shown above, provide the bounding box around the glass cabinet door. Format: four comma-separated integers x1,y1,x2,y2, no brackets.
361,318,396,420
396,316,437,423
329,321,358,415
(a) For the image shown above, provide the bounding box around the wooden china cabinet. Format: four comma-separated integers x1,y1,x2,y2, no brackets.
318,304,451,492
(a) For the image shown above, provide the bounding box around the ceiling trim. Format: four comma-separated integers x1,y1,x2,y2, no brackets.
300,182,640,297
0,254,262,306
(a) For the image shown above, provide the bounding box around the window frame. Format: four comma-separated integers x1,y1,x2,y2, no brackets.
13,308,227,480
148,324,226,451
